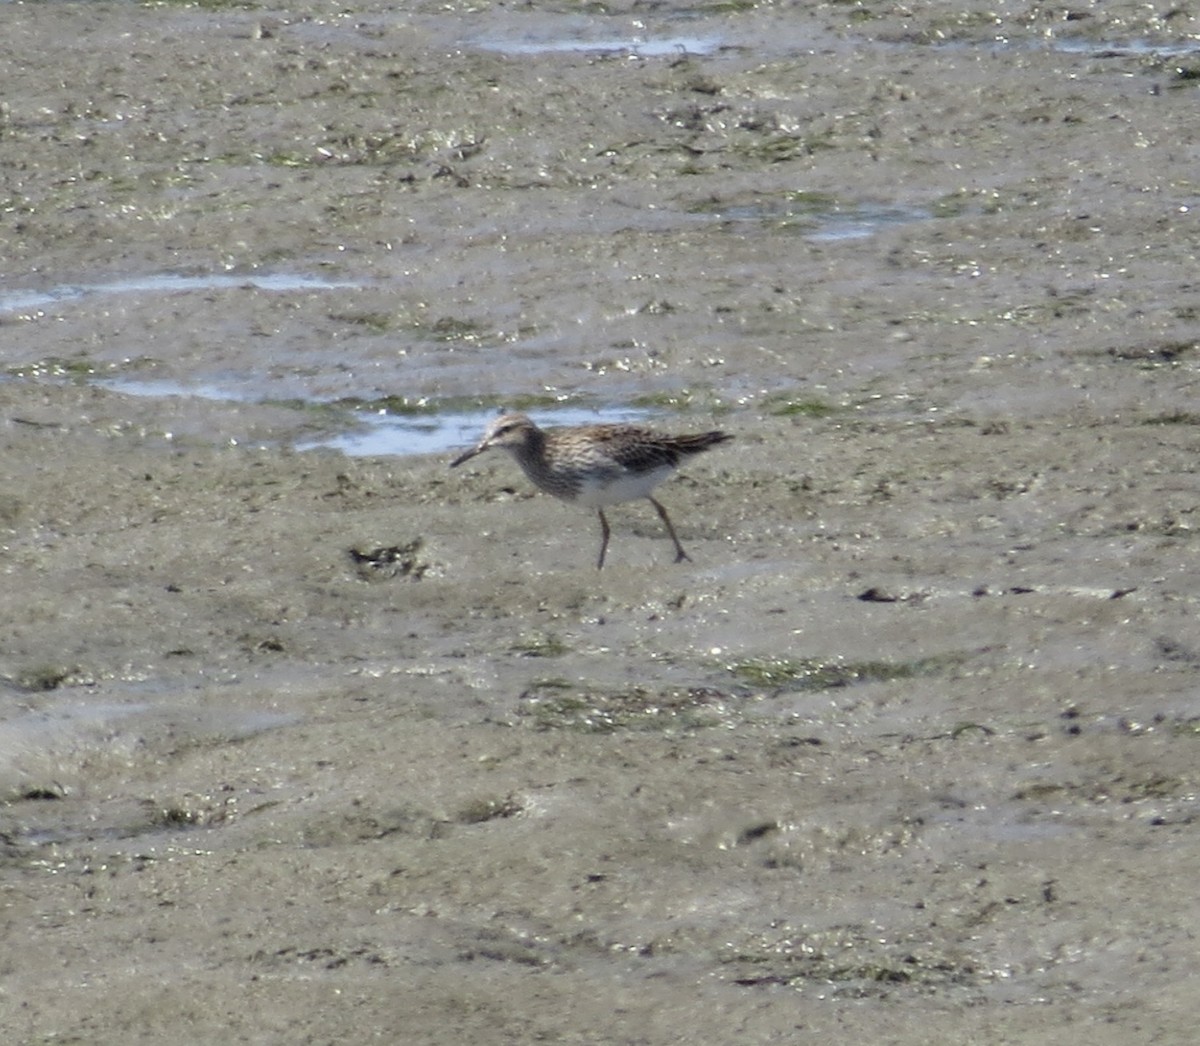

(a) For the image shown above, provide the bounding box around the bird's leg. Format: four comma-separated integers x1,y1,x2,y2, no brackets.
649,497,690,563
596,509,611,570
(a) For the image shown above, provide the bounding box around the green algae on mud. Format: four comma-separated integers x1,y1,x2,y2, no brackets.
517,680,738,733
725,653,967,692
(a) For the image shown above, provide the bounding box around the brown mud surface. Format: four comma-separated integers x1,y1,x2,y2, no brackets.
2,2,1200,1042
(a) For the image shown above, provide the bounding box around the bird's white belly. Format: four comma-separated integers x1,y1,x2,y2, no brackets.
573,464,675,507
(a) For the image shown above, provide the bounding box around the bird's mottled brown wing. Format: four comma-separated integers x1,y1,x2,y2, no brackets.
580,426,731,471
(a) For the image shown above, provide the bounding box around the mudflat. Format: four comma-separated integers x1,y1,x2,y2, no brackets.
2,2,1199,1042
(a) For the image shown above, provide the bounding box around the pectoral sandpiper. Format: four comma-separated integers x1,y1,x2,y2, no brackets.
450,412,732,568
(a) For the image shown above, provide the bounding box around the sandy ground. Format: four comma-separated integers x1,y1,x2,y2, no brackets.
2,1,1200,1042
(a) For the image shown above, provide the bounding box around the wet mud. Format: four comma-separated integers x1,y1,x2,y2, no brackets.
2,2,1200,1042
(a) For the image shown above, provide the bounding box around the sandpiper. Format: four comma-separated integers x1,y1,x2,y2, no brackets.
450,412,732,568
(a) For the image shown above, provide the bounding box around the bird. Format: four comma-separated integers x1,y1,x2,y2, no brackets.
450,412,732,568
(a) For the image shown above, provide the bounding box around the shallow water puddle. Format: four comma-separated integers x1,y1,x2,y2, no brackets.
299,403,655,457
470,33,723,57
806,204,933,242
1047,37,1200,57
97,375,263,403
99,375,654,457
707,199,933,242
0,272,363,316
